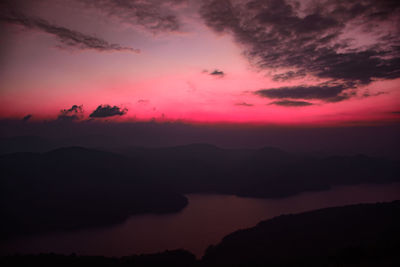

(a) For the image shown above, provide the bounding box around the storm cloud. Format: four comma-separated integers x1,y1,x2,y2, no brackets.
200,0,400,85
89,105,128,118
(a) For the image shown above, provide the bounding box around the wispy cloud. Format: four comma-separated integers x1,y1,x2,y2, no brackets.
235,102,254,107
79,0,187,33
1,6,139,53
138,99,150,104
269,100,313,107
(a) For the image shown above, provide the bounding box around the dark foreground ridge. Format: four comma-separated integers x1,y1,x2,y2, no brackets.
1,144,399,238
1,201,399,266
202,200,400,266
0,250,196,267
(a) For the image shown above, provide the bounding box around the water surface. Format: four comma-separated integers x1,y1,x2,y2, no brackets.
1,183,399,258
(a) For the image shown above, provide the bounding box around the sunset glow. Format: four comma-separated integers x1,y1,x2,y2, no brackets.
1,0,399,125
1,1,400,264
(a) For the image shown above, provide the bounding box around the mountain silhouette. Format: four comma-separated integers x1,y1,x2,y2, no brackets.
1,201,399,266
202,200,400,266
1,144,399,238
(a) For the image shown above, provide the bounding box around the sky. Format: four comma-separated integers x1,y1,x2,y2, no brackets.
0,0,400,126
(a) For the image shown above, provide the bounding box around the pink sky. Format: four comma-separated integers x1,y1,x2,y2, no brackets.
1,0,399,126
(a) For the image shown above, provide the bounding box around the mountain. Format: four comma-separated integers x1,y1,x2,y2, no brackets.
2,201,399,266
202,200,400,266
0,249,196,267
1,144,399,238
0,147,188,239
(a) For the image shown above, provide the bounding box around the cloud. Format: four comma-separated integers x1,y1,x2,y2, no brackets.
200,0,400,85
89,105,127,118
269,100,313,107
272,70,306,82
79,0,187,33
210,69,225,76
57,105,84,121
235,102,254,107
362,91,387,98
0,6,139,53
255,84,355,102
22,114,32,122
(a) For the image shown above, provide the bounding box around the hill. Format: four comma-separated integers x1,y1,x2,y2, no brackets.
1,144,399,238
202,200,400,266
2,201,399,266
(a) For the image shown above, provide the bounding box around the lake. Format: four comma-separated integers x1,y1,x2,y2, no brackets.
1,183,399,258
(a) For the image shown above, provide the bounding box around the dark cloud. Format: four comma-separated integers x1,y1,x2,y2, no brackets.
89,105,127,118
391,111,400,114
210,69,225,76
255,84,355,102
363,91,387,98
58,105,84,121
79,0,187,33
269,100,313,107
235,102,254,107
22,114,32,122
200,0,400,85
0,5,139,53
273,70,306,82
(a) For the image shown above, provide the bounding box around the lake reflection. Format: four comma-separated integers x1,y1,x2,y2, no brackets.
1,183,400,258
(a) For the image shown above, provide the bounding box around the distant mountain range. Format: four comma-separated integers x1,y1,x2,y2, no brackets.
1,143,399,238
